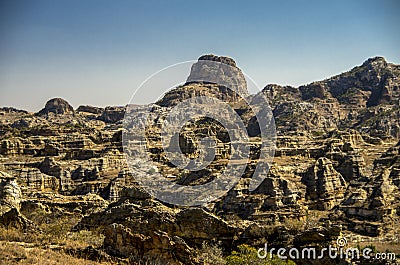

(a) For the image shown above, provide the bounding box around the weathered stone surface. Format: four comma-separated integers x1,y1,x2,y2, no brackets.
302,157,346,210
13,167,59,191
0,171,22,213
21,192,108,217
103,223,193,264
186,54,248,97
37,98,74,115
76,188,240,262
293,226,341,246
0,171,37,229
98,106,125,123
76,105,104,114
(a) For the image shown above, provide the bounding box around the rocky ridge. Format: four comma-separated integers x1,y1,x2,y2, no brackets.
0,55,399,264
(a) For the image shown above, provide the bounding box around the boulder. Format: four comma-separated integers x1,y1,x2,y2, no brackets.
76,105,104,114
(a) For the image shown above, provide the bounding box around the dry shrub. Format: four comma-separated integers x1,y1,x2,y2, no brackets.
196,242,226,265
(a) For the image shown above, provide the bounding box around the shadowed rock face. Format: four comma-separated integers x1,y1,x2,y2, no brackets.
197,54,237,67
262,56,400,138
37,98,74,115
76,105,104,114
0,172,21,212
299,56,400,107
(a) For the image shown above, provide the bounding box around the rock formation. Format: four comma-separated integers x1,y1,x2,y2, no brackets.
302,157,346,210
0,55,400,264
0,171,22,214
186,54,248,97
157,55,249,108
37,98,74,115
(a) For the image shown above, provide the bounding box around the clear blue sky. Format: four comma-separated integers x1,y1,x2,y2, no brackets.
1,0,399,111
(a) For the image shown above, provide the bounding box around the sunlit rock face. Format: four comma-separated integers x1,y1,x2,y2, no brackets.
186,54,248,97
157,54,248,108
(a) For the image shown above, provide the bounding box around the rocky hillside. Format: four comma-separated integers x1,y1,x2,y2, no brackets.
0,55,399,264
263,56,400,137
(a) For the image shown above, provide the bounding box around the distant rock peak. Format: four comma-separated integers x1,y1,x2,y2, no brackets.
186,54,248,96
362,56,387,66
359,56,390,73
37,98,74,115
